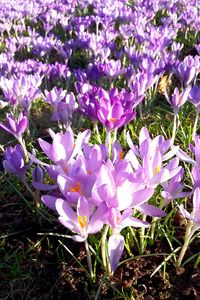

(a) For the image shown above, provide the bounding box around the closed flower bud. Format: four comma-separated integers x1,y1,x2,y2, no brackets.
32,166,44,183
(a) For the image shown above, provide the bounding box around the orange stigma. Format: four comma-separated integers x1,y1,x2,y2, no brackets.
109,117,117,122
70,182,82,194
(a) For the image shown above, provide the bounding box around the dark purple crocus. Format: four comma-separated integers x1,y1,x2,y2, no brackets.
78,86,137,131
189,85,200,113
176,56,200,87
0,112,27,141
3,144,28,181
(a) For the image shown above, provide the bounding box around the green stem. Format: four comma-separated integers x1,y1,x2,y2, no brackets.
171,114,177,145
101,225,109,271
94,122,102,144
23,180,40,209
84,239,94,280
139,215,147,255
177,220,194,267
192,111,199,141
105,129,112,156
150,217,158,243
18,138,29,164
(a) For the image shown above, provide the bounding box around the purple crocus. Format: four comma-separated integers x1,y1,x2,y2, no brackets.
0,112,27,141
97,88,136,131
189,85,200,113
165,86,191,115
176,55,200,87
38,126,90,171
3,144,29,181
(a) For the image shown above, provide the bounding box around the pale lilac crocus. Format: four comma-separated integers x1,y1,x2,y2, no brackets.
38,126,90,171
161,169,189,208
165,86,191,115
92,159,154,211
165,86,190,144
55,196,107,242
107,207,149,272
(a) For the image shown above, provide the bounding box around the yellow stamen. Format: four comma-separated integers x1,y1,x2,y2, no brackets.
77,215,87,228
70,182,82,194
154,165,161,176
88,170,92,175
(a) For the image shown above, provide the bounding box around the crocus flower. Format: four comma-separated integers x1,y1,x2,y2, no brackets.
165,86,191,115
161,169,189,208
107,207,149,272
55,196,108,241
3,144,29,181
0,74,42,112
0,112,27,141
92,160,154,211
43,87,66,107
97,88,136,131
38,126,90,171
188,85,200,113
176,55,200,87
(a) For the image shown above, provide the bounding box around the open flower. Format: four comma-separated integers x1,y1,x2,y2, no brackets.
55,196,107,241
0,112,27,141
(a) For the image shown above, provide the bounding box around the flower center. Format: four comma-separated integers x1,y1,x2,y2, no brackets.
109,117,117,122
70,181,82,194
77,215,87,228
153,165,161,176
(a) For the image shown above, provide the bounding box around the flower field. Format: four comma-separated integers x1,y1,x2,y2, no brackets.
0,0,200,299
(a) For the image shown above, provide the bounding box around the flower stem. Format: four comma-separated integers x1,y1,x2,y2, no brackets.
177,220,194,267
23,180,40,209
84,239,94,280
139,215,147,254
150,217,158,243
105,129,112,156
192,111,199,141
171,114,177,145
101,225,109,272
94,122,102,144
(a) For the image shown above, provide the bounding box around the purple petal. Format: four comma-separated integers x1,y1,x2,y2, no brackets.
179,204,192,220
137,203,166,217
193,187,200,221
41,195,58,210
88,202,108,234
55,198,77,223
130,188,154,207
33,182,57,191
77,196,89,220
